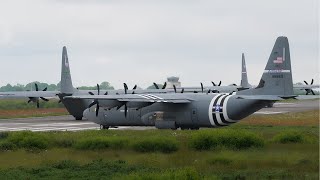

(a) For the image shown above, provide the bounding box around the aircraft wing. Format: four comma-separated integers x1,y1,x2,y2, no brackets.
0,91,59,99
64,94,193,103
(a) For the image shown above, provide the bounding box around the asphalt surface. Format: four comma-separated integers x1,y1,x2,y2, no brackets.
0,99,318,132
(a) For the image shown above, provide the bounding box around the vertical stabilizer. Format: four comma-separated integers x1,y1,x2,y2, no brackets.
240,53,250,88
60,46,75,94
238,36,294,96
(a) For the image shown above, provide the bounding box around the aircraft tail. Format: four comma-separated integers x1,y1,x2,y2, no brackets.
60,46,75,94
240,53,250,88
238,36,294,97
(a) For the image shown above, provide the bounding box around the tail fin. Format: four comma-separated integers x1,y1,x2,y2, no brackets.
240,53,250,88
238,36,294,97
60,46,75,94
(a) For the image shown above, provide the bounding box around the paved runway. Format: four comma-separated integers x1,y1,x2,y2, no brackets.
0,99,318,132
254,99,319,115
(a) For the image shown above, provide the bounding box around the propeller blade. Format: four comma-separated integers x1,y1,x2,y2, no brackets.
36,101,40,108
89,101,97,108
104,91,108,95
211,81,216,86
116,105,123,110
132,85,137,94
304,81,308,85
43,87,47,91
97,84,100,95
88,92,94,95
173,85,177,93
311,79,314,85
40,97,49,102
124,104,128,118
28,99,32,103
218,81,222,86
133,85,137,90
207,89,211,94
123,83,128,94
201,83,204,93
96,103,100,117
311,90,315,95
124,83,128,90
153,83,159,89
35,83,39,91
162,82,167,89
181,88,184,93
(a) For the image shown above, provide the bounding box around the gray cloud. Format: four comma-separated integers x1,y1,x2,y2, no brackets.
0,0,318,88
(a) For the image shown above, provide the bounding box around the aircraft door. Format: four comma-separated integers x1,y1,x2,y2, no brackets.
191,108,198,125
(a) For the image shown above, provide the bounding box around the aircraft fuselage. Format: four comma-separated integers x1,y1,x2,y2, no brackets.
83,93,270,129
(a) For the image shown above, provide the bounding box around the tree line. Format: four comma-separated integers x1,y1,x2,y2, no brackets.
0,81,115,92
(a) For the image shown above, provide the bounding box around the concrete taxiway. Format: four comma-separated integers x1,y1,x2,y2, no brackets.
0,99,318,132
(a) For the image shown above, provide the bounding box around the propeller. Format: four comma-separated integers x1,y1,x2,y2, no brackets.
304,79,315,95
27,83,49,108
173,85,177,93
89,99,100,117
153,82,167,89
116,102,128,118
162,82,167,89
200,83,204,93
207,89,211,94
88,84,103,117
181,88,184,93
88,84,108,96
123,83,137,94
212,81,222,86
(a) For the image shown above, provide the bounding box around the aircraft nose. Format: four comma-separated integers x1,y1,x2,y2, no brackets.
83,108,90,120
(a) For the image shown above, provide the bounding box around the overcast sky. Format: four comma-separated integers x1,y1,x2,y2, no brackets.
0,0,318,89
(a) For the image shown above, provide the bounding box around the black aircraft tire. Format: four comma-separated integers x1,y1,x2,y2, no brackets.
75,117,83,120
100,125,109,130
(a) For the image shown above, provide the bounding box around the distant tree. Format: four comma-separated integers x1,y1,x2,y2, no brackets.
0,84,14,91
99,81,114,90
47,84,58,91
56,81,61,91
147,83,164,89
12,84,25,91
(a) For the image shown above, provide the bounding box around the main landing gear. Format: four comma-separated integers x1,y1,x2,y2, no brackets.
181,127,199,130
100,125,109,130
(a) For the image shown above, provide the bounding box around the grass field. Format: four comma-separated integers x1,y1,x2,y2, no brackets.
0,110,318,179
0,99,68,119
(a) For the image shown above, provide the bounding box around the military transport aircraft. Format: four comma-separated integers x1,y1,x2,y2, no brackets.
64,36,296,130
1,36,317,121
57,46,262,120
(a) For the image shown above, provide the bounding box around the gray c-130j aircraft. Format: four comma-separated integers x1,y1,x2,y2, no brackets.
65,36,295,129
